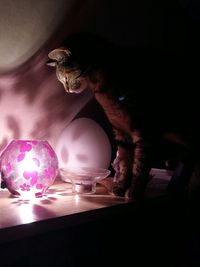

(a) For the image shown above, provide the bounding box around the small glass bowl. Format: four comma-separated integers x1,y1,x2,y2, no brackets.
59,167,110,194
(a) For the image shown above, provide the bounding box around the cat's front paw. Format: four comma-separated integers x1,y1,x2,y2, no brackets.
125,187,135,200
125,187,143,200
111,184,126,197
98,177,128,197
111,184,142,200
125,182,146,201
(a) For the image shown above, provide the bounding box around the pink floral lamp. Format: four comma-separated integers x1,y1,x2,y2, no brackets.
0,140,58,198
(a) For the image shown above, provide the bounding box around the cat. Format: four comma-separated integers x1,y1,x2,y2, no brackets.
47,32,200,200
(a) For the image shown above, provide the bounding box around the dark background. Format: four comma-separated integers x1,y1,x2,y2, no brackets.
1,1,200,266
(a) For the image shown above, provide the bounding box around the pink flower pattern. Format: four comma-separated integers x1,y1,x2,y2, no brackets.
0,140,58,197
5,162,12,173
17,141,32,153
44,143,55,158
36,183,43,189
20,183,30,191
44,166,56,179
32,157,40,167
17,153,25,162
23,170,39,185
31,140,38,145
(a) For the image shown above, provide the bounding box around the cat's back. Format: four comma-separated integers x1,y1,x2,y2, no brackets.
114,47,199,142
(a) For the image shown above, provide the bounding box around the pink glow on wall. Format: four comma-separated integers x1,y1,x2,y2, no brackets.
0,0,97,153
0,0,119,168
0,51,93,152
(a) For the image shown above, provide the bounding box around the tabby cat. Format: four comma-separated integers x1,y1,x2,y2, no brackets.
47,32,200,200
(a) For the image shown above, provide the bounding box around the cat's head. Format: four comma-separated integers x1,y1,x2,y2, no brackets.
47,47,91,94
47,32,114,94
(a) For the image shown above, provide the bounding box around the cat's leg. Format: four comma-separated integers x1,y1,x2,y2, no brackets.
112,144,133,196
109,127,134,196
125,130,152,200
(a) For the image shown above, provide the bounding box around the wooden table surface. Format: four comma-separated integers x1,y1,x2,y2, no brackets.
0,172,192,267
0,178,133,244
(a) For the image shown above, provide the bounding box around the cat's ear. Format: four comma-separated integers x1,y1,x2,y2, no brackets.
47,48,71,67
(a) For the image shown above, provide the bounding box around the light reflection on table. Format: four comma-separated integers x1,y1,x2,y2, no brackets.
0,178,130,243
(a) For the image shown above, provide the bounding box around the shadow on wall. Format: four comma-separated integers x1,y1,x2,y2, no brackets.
0,0,96,152
0,49,93,151
0,0,120,153
1,0,200,156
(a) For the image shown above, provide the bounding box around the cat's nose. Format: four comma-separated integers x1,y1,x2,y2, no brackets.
63,82,70,93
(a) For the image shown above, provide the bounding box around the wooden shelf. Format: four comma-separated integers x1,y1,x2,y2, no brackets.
0,178,132,244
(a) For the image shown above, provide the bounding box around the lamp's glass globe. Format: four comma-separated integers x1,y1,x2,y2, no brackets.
0,140,58,198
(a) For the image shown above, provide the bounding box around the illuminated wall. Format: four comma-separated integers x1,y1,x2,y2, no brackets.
0,0,194,168
0,0,146,168
0,0,93,150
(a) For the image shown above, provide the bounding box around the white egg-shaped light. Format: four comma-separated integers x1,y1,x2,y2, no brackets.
55,118,112,170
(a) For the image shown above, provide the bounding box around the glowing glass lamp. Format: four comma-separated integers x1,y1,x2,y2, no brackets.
0,140,58,198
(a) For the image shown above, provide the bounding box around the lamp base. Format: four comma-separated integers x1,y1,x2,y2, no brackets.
72,183,96,194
